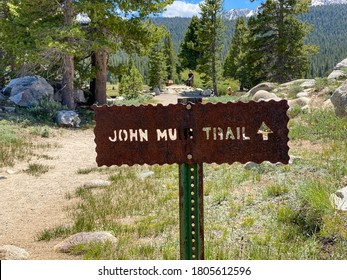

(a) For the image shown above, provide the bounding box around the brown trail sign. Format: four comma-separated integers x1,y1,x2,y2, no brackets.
94,100,289,166
93,100,289,259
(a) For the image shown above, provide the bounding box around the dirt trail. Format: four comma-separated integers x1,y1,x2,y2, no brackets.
0,129,109,259
152,85,201,105
0,85,195,260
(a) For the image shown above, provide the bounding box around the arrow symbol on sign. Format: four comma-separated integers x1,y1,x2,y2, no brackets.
257,122,273,141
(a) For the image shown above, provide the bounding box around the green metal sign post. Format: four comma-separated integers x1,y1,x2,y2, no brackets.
178,98,204,260
179,163,204,260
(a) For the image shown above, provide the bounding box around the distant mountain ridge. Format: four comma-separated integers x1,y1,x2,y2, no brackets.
223,7,258,20
224,0,347,20
224,9,250,21
152,3,347,78
311,0,347,6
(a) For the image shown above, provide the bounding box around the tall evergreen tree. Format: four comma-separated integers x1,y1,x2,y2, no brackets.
0,1,11,87
119,58,143,99
178,15,201,71
223,16,250,90
197,0,224,96
247,0,317,85
148,40,167,90
163,31,177,82
77,0,174,105
0,0,79,109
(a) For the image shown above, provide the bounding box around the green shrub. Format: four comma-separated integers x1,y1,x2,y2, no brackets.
26,97,66,123
30,126,50,138
36,225,71,241
314,77,329,92
288,104,304,119
119,59,143,100
217,79,239,96
287,82,302,99
264,184,289,198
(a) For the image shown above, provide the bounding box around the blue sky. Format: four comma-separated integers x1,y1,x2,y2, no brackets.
162,0,262,17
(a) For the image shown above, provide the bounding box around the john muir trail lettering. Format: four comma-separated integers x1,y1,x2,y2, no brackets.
93,100,289,166
108,126,251,142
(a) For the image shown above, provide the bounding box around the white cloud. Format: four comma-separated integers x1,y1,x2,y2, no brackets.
162,1,201,18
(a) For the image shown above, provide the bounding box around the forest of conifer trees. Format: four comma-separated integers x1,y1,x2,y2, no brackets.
111,3,347,83
1,1,347,101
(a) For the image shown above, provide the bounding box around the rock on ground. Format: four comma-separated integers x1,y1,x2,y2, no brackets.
201,89,212,96
244,162,259,170
334,58,347,70
55,110,81,128
138,171,155,179
279,79,307,88
296,91,310,98
247,82,276,97
4,76,54,107
328,70,347,80
153,87,161,95
252,90,280,101
330,186,347,211
288,97,311,108
54,232,118,253
330,82,347,117
0,245,30,260
300,79,316,89
83,179,111,189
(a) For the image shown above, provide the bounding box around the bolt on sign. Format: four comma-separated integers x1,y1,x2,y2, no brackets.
93,100,290,166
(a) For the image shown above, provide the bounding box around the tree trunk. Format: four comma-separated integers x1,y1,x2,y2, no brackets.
61,0,75,110
0,50,5,87
95,48,107,105
212,12,218,96
87,51,96,105
62,54,75,109
276,1,285,83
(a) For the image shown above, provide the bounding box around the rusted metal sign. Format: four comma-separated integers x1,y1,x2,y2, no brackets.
93,100,289,166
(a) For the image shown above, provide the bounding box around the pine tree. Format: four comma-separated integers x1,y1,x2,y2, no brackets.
119,58,143,99
247,0,317,85
148,40,167,90
197,0,224,96
77,0,175,105
163,31,177,82
223,16,250,90
178,15,201,71
0,0,79,109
